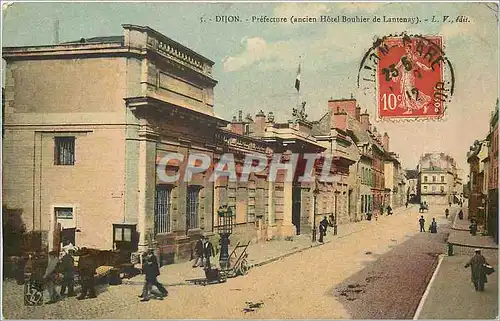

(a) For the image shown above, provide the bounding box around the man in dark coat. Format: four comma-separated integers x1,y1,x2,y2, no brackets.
192,238,205,268
464,249,489,291
140,249,168,302
419,216,426,232
76,248,97,300
445,208,449,219
202,236,215,269
318,216,329,243
59,250,76,297
458,209,464,220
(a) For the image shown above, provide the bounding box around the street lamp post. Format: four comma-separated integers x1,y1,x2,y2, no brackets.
334,190,340,235
312,187,319,242
217,205,234,269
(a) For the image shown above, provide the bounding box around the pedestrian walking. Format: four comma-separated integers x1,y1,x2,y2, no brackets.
445,208,449,219
470,220,478,236
43,250,61,304
429,218,438,233
59,249,76,297
464,249,489,291
387,205,393,215
140,249,168,302
318,216,328,243
192,238,204,268
458,209,464,220
405,202,408,208
419,216,426,232
202,236,215,268
76,248,97,300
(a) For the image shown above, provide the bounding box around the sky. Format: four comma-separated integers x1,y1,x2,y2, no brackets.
2,1,499,176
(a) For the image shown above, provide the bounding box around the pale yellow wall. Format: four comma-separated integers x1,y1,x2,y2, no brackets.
5,58,127,125
2,126,126,249
384,162,395,190
3,57,129,250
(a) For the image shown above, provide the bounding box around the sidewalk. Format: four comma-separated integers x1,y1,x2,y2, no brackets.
448,207,498,250
125,205,416,286
416,251,498,319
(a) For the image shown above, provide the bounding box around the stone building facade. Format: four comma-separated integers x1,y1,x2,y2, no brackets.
487,101,498,242
419,153,460,205
2,24,409,262
468,100,499,242
2,24,230,261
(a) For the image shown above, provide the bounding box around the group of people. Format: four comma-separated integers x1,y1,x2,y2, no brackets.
418,216,438,233
416,203,495,292
192,236,216,269
39,247,97,304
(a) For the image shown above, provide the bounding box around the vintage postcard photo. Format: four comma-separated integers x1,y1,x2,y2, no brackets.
1,1,499,319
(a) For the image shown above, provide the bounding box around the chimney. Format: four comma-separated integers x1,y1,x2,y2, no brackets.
254,110,266,135
360,110,370,131
355,104,361,121
383,132,390,151
333,110,348,132
230,112,244,135
328,98,357,119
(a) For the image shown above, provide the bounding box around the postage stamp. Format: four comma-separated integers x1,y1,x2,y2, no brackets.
358,33,455,120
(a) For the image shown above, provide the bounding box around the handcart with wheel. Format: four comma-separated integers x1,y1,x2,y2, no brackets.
223,241,250,277
186,240,251,286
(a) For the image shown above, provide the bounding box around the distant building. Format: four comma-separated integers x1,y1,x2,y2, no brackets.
418,153,460,205
486,100,498,242
405,169,419,203
384,151,406,209
467,140,489,224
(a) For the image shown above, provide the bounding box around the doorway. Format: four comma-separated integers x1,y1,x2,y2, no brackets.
292,187,301,235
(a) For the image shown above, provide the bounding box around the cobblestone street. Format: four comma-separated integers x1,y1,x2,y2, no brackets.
2,205,468,319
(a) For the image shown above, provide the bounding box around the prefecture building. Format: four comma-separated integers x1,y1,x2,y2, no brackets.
3,24,228,260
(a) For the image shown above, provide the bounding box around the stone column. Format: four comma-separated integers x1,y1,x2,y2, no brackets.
137,123,158,252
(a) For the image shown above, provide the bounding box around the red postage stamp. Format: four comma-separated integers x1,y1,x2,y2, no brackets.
358,34,454,120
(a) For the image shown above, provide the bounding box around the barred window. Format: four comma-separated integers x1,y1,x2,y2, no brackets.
54,137,75,165
186,186,200,230
155,186,171,235
55,207,73,219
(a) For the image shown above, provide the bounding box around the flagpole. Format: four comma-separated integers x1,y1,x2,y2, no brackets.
297,56,301,110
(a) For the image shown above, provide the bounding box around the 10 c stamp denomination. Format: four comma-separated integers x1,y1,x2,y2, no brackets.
358,33,455,120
